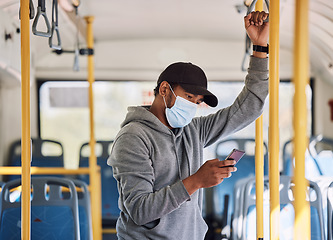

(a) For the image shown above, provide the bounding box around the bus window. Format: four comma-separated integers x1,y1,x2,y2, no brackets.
39,81,155,168
39,80,312,168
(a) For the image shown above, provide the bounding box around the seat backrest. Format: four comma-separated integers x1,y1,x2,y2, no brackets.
282,139,294,176
282,139,323,179
311,176,333,239
241,176,271,240
0,177,80,240
231,177,254,240
213,138,268,227
78,140,120,223
7,138,64,180
283,136,333,178
308,180,325,240
328,182,333,240
241,176,325,240
309,136,333,176
53,179,92,240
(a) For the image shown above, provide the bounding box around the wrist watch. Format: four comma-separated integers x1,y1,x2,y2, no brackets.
253,44,269,54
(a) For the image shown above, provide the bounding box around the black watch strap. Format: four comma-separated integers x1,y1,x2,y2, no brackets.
253,44,269,54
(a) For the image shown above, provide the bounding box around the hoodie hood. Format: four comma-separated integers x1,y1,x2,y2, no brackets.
121,106,173,135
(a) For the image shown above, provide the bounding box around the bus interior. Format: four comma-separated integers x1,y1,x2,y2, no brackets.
0,0,333,239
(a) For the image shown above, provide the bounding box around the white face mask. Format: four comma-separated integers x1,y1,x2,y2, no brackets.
163,85,198,128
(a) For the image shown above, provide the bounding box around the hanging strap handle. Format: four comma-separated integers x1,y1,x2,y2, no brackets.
73,5,80,71
32,0,52,37
49,0,61,50
247,0,269,22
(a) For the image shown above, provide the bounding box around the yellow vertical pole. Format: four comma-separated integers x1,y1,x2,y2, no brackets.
268,0,280,239
293,0,311,238
20,0,31,239
255,116,264,240
254,2,264,240
85,16,102,240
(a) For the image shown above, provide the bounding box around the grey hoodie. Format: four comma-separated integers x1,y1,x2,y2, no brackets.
108,56,268,240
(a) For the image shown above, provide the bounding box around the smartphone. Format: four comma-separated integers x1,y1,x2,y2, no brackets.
224,148,245,165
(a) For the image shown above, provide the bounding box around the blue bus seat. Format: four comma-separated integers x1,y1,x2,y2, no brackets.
309,136,333,176
55,179,93,240
311,176,333,239
282,139,316,176
0,177,80,240
212,138,268,233
283,136,333,178
282,139,294,176
78,140,120,226
231,177,254,240
239,176,324,240
283,139,321,178
7,138,64,180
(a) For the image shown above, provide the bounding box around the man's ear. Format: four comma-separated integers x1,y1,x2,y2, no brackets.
159,81,169,97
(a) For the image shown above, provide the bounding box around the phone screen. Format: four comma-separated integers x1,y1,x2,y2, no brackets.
224,149,245,164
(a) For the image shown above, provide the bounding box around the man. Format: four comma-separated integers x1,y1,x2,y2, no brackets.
108,11,269,240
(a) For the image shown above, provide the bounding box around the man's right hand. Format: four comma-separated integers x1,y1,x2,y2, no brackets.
182,159,237,195
244,11,269,46
244,11,269,58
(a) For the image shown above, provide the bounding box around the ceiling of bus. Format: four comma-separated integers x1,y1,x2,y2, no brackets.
1,0,248,41
0,0,332,83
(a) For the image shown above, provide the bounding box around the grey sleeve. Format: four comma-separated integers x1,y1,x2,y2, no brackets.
193,56,269,147
108,133,190,226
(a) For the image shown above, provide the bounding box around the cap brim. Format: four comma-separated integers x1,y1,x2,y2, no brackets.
179,83,218,107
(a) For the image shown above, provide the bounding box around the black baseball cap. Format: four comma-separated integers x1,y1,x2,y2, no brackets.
157,62,218,107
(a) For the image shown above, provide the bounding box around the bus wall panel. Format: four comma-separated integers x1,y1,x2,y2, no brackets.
0,79,39,172
0,8,21,87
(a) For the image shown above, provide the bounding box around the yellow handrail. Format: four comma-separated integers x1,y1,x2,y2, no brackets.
293,0,311,239
102,228,117,234
254,1,264,240
84,16,102,240
20,0,31,239
0,167,90,175
268,0,280,239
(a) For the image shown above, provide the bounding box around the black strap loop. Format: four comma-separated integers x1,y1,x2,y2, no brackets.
32,0,51,37
38,0,46,12
79,48,94,56
49,0,61,50
19,0,35,20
